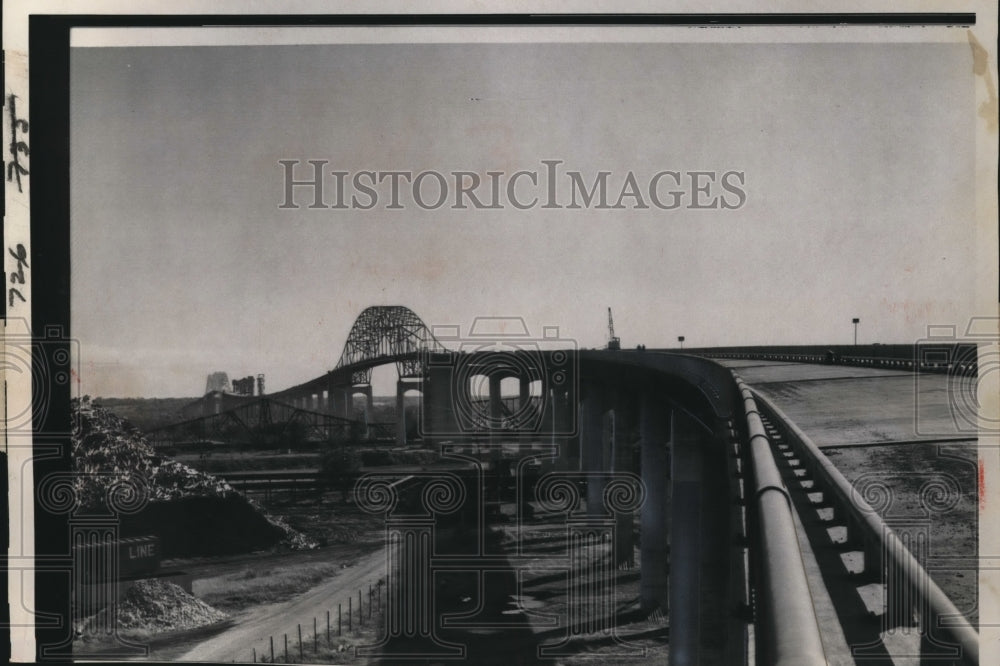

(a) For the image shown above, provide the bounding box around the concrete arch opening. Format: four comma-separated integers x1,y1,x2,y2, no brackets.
395,382,424,446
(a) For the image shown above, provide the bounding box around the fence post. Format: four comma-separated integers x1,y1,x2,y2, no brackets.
338,603,342,636
359,589,364,626
369,584,373,619
270,636,274,663
313,617,317,652
252,647,256,663
348,597,353,632
326,610,330,645
283,633,288,663
298,624,303,660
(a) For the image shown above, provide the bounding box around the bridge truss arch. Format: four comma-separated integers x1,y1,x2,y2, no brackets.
335,306,446,383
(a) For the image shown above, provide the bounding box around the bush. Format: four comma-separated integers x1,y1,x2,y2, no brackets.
319,447,362,500
319,446,362,476
361,449,394,466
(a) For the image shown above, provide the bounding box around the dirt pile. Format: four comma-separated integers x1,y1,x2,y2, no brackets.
82,579,227,634
72,399,316,554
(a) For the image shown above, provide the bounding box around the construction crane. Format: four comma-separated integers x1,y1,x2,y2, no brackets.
607,307,621,350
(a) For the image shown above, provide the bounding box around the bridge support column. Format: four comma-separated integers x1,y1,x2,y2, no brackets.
547,386,569,467
670,412,703,666
518,376,532,443
340,389,352,420
610,391,635,568
488,374,503,425
423,365,458,443
549,386,560,457
580,383,606,516
396,381,407,447
326,380,338,416
639,392,669,614
554,387,576,468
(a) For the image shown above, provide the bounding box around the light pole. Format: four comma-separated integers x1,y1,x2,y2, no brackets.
678,335,685,349
852,318,860,345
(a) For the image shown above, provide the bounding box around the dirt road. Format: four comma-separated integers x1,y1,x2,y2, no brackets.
178,545,388,663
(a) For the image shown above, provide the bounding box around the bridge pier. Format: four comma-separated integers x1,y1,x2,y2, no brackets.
488,374,503,425
544,385,564,464
580,383,607,517
609,389,636,568
548,385,573,466
422,364,458,443
339,388,352,419
396,381,407,447
639,392,670,616
670,410,704,665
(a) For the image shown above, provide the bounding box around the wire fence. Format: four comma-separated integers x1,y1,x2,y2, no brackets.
251,578,385,663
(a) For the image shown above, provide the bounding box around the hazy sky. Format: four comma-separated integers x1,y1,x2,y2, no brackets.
70,39,977,397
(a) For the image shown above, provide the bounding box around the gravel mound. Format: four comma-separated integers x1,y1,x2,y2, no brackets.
82,579,227,634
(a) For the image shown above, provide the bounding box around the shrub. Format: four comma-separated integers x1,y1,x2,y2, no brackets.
319,447,363,500
361,449,394,466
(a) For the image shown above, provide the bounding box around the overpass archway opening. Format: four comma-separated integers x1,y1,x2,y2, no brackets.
499,376,520,397
368,364,398,400
467,373,490,400
395,383,424,446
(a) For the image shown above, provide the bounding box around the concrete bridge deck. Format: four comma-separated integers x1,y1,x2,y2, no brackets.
718,358,979,662
718,358,977,448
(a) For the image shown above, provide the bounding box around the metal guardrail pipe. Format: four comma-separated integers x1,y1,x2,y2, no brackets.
695,349,976,375
735,376,828,666
752,390,980,665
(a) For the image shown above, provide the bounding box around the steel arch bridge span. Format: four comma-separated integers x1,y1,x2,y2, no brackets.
334,306,447,384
